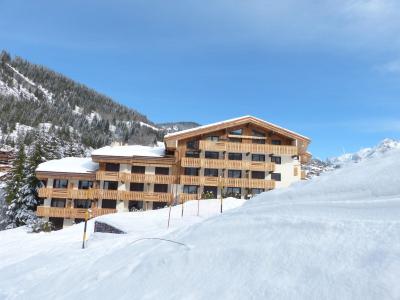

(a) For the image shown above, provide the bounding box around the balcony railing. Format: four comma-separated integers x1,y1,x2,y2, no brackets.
119,173,177,184
36,206,116,219
96,171,177,184
180,175,275,189
38,187,173,203
96,171,119,181
198,140,298,155
181,157,275,172
38,188,98,200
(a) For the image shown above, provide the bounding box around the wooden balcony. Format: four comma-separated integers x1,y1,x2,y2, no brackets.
36,206,116,219
38,187,173,202
179,193,200,201
199,140,298,155
96,171,119,181
181,157,275,172
38,188,100,200
119,191,173,202
96,171,177,184
119,173,177,184
180,175,275,189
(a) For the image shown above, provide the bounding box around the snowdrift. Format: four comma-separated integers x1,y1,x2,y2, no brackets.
1,149,400,299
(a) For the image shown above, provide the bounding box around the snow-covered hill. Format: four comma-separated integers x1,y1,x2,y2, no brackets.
328,138,400,166
1,144,400,299
304,138,400,178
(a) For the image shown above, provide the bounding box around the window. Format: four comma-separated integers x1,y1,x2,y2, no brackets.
153,202,167,209
53,179,68,189
226,187,241,197
229,137,242,143
205,151,219,159
105,163,119,172
252,154,265,162
74,200,91,209
130,182,144,192
271,173,281,181
251,188,265,195
203,186,218,197
253,139,265,144
184,167,199,176
40,179,47,188
129,200,143,211
204,168,218,177
206,136,219,141
154,184,168,193
74,218,85,224
51,198,66,208
131,166,145,174
186,140,199,149
228,153,242,160
183,185,199,194
185,151,200,158
252,130,266,137
228,170,242,178
78,181,93,190
102,199,116,209
230,129,243,135
251,171,265,179
252,130,266,144
271,139,282,145
155,167,169,175
103,181,118,190
271,156,282,164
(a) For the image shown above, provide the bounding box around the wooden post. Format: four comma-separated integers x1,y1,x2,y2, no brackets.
181,196,184,217
219,175,223,214
82,210,90,249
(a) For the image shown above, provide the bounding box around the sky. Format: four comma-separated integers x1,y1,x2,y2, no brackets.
1,0,400,158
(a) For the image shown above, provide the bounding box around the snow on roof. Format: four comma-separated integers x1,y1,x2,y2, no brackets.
164,115,310,141
36,157,98,174
91,142,166,158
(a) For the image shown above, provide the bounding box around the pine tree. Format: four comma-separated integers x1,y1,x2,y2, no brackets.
4,141,37,228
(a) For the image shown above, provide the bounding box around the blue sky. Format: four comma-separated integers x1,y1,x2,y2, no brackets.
1,0,400,158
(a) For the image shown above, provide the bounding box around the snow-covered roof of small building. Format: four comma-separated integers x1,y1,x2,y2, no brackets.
91,142,166,158
36,157,98,174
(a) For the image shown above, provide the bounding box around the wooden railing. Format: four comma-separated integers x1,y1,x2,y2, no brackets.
199,140,298,155
96,171,119,181
38,188,96,199
119,173,177,184
181,157,275,172
96,171,177,184
36,206,116,219
301,170,307,180
38,188,173,203
179,193,200,201
180,175,275,189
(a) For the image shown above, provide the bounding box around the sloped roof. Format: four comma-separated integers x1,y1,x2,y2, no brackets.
164,115,310,142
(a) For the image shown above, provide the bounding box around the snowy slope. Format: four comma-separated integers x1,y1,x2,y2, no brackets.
1,149,400,299
329,138,400,166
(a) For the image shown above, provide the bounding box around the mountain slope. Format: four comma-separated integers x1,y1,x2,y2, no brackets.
1,144,400,299
304,138,400,178
0,51,162,149
157,121,200,134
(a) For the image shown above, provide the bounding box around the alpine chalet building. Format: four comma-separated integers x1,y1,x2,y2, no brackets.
36,116,311,229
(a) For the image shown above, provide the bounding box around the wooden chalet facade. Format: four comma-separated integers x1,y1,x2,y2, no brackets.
35,116,311,229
